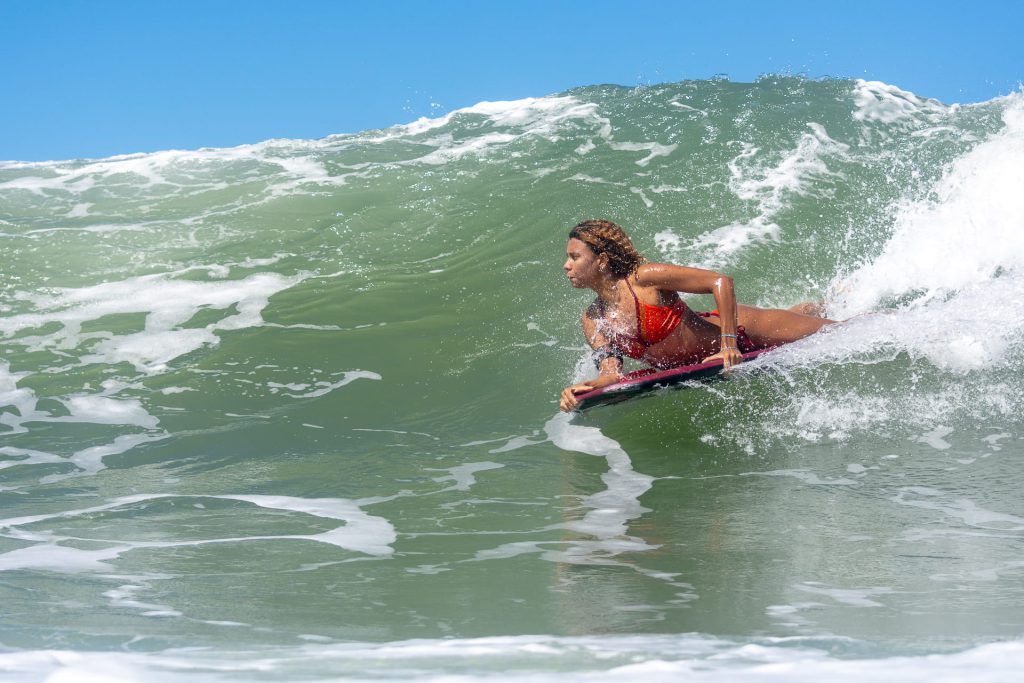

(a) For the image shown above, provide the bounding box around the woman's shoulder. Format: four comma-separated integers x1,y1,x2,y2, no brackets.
633,262,676,286
584,297,603,320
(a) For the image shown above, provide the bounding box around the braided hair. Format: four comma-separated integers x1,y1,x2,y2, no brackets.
568,219,646,279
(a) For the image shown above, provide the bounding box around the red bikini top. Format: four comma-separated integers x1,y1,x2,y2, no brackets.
607,278,688,359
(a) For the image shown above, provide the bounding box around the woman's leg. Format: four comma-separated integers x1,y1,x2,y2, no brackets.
737,305,835,347
788,301,827,317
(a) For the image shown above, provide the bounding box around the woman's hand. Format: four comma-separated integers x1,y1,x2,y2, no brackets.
559,383,594,412
702,345,744,371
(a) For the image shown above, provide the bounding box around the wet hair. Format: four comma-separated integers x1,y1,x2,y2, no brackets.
568,219,646,279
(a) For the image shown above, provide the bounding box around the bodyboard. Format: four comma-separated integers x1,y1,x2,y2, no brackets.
573,348,774,411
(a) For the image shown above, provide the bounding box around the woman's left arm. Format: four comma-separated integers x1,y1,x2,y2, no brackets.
635,263,743,368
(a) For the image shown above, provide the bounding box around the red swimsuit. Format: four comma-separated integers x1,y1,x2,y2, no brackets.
613,278,688,358
602,279,756,362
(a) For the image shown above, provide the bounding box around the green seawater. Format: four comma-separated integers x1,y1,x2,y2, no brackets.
2,78,1024,681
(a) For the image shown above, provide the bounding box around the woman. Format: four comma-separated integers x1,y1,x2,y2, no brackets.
559,219,833,412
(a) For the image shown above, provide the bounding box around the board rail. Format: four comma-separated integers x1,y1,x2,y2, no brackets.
573,348,774,410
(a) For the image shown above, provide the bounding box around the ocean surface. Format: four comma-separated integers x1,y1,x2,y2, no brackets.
2,77,1024,682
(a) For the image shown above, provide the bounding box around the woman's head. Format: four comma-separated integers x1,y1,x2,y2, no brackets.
567,219,645,279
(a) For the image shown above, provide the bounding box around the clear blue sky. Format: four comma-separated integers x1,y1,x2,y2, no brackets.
2,0,1022,161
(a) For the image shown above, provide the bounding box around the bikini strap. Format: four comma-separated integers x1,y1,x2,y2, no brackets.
592,344,624,369
623,277,644,340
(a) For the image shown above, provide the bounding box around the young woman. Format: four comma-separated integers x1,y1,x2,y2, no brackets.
559,219,833,412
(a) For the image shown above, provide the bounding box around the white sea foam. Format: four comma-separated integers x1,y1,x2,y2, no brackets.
430,462,504,492
0,138,360,215
392,96,612,141
669,100,709,116
564,173,624,186
609,141,678,166
914,426,954,450
231,494,396,556
699,299,1024,450
795,582,894,607
486,433,547,453
892,487,1024,531
681,124,849,266
0,362,41,433
64,433,167,478
267,370,382,398
797,277,1022,377
0,493,396,575
412,100,613,165
544,414,655,543
0,446,65,471
1,269,304,374
1,635,1023,682
1,363,166,473
62,395,158,428
24,221,158,236
730,124,849,203
361,95,615,167
832,94,1024,318
853,80,953,124
471,416,661,568
0,542,129,573
104,583,182,618
394,96,573,136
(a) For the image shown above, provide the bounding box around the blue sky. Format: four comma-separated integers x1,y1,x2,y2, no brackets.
2,0,1022,161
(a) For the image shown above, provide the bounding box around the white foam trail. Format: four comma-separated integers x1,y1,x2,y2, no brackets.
669,100,708,116
609,141,678,166
2,635,1023,682
1,269,305,374
104,583,182,618
389,96,611,140
471,416,661,568
795,582,894,607
0,446,65,471
679,124,849,266
408,98,612,165
1,363,166,480
62,395,158,428
853,80,953,124
63,433,168,479
0,493,396,574
231,495,396,556
1,430,164,484
892,487,1024,531
798,262,1024,385
430,462,504,492
730,124,848,203
544,413,654,542
0,543,129,573
0,140,347,198
0,362,41,434
268,370,382,398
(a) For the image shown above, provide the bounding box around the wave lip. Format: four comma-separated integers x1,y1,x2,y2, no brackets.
832,92,1024,318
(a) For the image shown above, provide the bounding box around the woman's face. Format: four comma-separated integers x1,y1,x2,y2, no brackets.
564,238,604,288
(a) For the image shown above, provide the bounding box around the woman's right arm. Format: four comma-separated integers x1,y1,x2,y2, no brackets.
559,311,623,412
